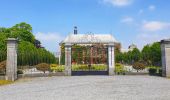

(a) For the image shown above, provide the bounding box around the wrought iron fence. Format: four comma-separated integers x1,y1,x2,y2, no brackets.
17,51,63,76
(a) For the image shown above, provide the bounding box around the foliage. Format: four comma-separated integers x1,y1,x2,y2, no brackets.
131,48,141,63
115,63,126,75
147,66,162,76
116,48,141,65
0,61,6,75
10,22,35,43
132,62,145,72
55,66,65,72
116,42,161,67
150,42,161,66
36,63,50,73
17,69,23,74
0,22,57,67
50,64,65,72
148,68,157,75
0,80,13,86
17,41,56,66
141,45,152,65
72,64,107,71
60,43,65,65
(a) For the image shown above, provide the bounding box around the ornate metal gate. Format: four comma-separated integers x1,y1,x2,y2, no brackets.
71,44,108,75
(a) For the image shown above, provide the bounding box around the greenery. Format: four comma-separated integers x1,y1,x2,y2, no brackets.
50,64,65,72
115,63,126,75
0,80,13,86
36,63,50,73
116,42,161,67
0,22,56,68
116,48,141,65
17,69,23,74
0,61,6,75
148,68,157,75
132,62,145,72
147,66,162,76
142,43,161,66
72,64,107,71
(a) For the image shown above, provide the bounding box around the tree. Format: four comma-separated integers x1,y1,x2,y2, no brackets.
36,63,50,73
131,48,141,63
141,42,161,67
10,22,35,43
150,42,161,66
142,45,152,66
132,62,145,72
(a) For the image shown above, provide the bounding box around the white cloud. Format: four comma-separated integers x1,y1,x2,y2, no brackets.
149,5,156,11
136,32,170,49
121,16,134,24
35,32,65,52
103,0,133,7
142,21,170,31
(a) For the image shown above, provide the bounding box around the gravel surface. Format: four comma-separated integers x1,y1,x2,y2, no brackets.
0,75,170,100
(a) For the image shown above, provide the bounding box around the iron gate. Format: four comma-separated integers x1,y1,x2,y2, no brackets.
71,44,108,75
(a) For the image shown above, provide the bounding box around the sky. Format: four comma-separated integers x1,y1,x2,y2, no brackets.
0,0,170,52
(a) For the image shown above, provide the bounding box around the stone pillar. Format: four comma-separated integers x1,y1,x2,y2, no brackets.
5,38,18,81
161,39,170,77
65,43,72,76
108,43,115,75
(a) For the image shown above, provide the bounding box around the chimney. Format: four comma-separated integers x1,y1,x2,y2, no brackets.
74,26,77,35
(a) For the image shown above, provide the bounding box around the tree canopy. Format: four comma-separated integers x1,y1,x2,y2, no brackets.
0,22,56,65
116,42,161,67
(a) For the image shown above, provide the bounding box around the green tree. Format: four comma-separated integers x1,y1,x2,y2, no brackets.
131,48,141,63
150,42,161,66
10,22,35,43
142,45,152,66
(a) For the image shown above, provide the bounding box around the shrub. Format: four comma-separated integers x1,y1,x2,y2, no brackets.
158,69,162,76
149,68,157,75
56,66,65,72
17,69,23,74
0,80,13,86
0,61,6,70
0,61,6,75
115,63,125,75
147,66,162,76
36,63,50,73
132,62,145,72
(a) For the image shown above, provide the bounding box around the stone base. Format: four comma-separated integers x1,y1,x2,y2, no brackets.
109,68,115,76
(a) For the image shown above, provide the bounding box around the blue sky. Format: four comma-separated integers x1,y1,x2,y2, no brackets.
0,0,170,52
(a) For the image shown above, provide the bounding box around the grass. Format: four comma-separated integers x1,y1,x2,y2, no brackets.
0,80,13,86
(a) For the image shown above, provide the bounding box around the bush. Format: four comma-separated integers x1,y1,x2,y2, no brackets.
115,63,126,75
36,63,50,73
0,80,13,86
158,69,162,76
149,68,157,75
17,69,23,74
0,61,6,70
56,66,65,72
132,62,145,72
0,61,6,75
147,66,162,76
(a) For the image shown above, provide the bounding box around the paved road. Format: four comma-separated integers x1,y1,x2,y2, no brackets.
0,76,170,100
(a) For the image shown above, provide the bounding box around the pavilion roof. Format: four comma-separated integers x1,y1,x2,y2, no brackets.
60,34,118,44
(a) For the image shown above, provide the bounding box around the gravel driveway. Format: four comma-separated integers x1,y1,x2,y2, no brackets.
0,75,170,100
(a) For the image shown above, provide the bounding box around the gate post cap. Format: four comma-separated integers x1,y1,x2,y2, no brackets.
6,38,18,42
161,39,170,44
